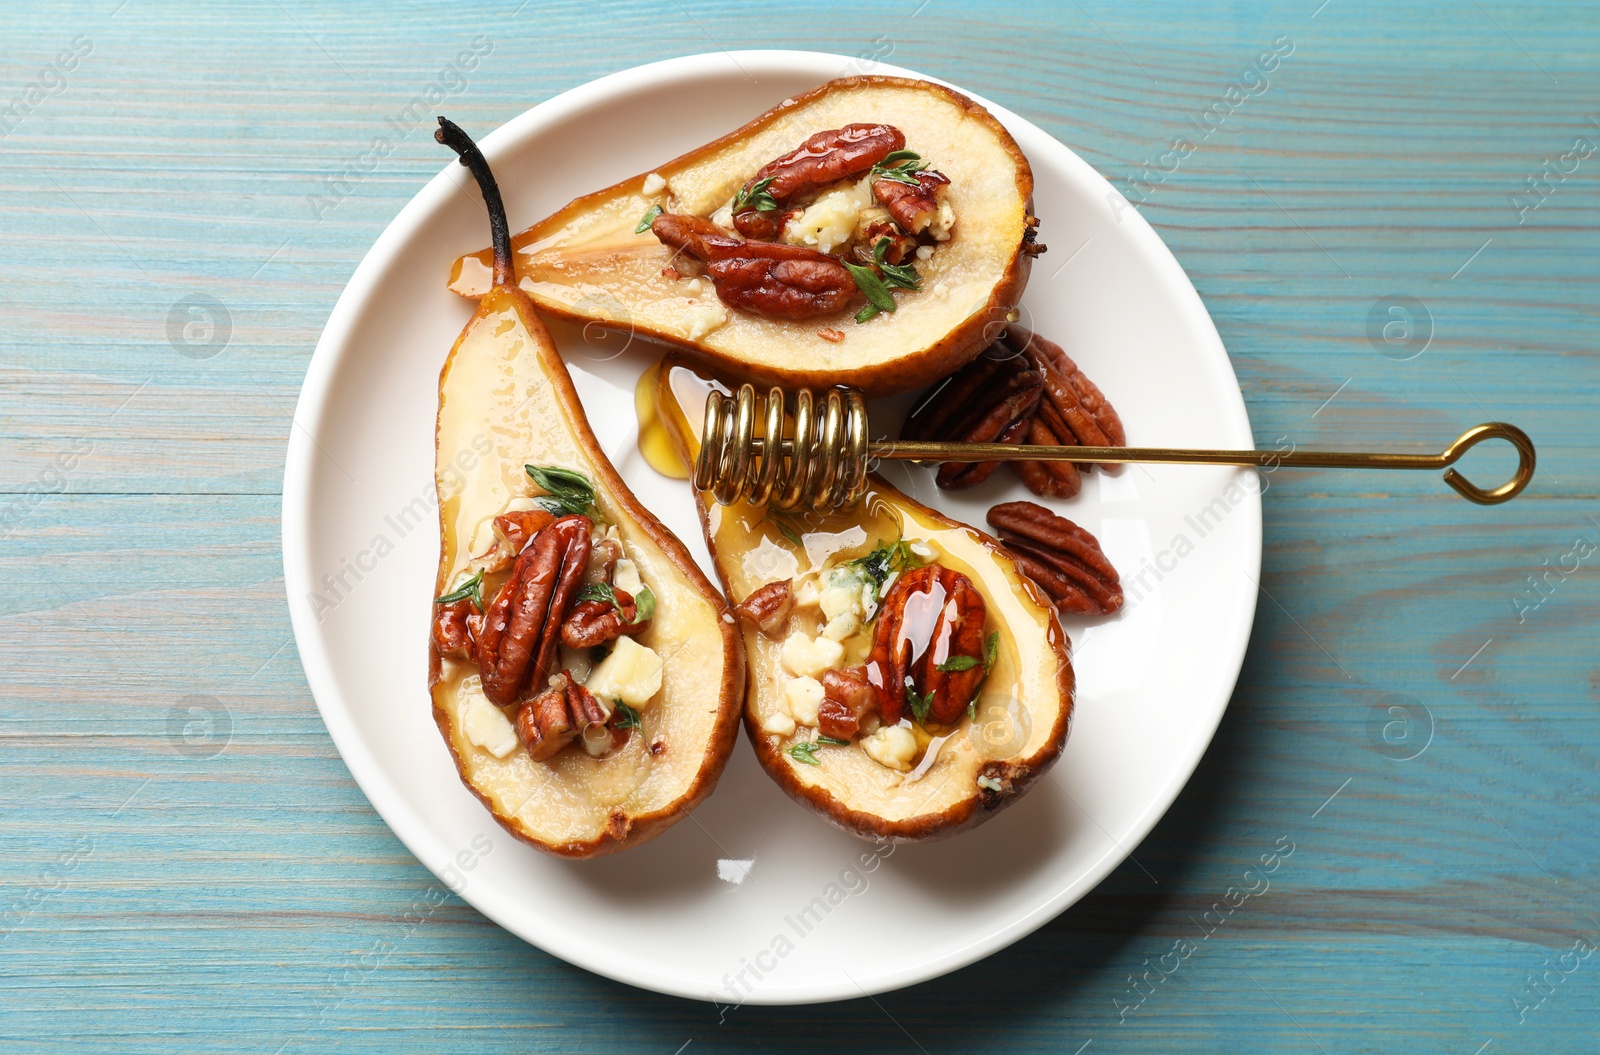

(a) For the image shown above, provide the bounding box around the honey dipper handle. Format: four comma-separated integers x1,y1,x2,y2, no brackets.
873,422,1536,506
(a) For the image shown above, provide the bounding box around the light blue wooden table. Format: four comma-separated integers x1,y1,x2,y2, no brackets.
3,1,1596,1050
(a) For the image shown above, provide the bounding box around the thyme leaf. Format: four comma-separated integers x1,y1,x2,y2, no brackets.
575,581,654,624
789,734,849,765
871,236,923,291
788,741,822,765
869,150,926,186
847,247,918,323
732,176,778,213
525,465,596,517
765,509,808,548
434,569,484,609
843,260,897,318
842,535,919,594
631,584,656,624
907,681,933,723
968,630,1001,721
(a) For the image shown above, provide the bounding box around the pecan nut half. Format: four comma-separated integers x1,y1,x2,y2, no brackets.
516,671,609,762
901,351,1043,489
651,212,740,264
1001,325,1125,471
987,501,1123,616
471,508,557,573
735,579,794,638
902,326,1123,498
476,515,592,706
866,565,988,726
652,213,855,319
583,535,623,585
708,247,856,319
560,588,650,649
495,509,555,557
851,220,917,267
818,666,876,741
433,597,480,661
1013,416,1082,499
732,123,906,239
871,169,950,237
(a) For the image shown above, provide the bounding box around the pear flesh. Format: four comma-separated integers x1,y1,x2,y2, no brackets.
654,358,1073,841
450,76,1038,397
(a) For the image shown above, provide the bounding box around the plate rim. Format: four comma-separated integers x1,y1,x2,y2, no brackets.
282,48,1262,1004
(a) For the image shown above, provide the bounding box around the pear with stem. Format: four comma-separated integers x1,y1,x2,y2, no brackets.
446,77,1041,397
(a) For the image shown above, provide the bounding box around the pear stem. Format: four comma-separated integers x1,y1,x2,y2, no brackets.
435,116,513,288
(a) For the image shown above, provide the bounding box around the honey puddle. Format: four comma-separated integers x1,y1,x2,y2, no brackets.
634,358,691,480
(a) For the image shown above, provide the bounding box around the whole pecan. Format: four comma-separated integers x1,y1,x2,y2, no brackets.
652,213,855,319
560,588,649,649
987,501,1122,616
866,565,988,726
516,671,609,762
735,579,794,638
901,351,1043,489
433,597,480,661
818,666,876,741
476,515,592,706
871,170,951,237
732,123,906,239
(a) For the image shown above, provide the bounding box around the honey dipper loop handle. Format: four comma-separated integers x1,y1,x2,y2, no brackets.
697,385,1536,510
1437,422,1536,506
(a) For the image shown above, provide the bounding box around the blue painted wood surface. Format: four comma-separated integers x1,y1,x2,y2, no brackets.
2,1,1597,1051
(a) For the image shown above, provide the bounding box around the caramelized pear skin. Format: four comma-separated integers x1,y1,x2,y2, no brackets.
429,120,744,858
450,76,1039,397
653,356,1074,842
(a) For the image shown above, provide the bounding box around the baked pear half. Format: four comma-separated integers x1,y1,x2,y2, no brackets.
428,120,743,858
449,76,1041,397
653,357,1073,841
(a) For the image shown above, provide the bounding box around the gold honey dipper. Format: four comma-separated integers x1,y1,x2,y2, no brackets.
695,384,1536,513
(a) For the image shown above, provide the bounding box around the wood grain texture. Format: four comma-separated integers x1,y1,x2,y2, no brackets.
1,0,1596,1051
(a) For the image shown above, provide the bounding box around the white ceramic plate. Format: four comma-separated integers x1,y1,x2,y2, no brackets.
282,50,1260,1005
